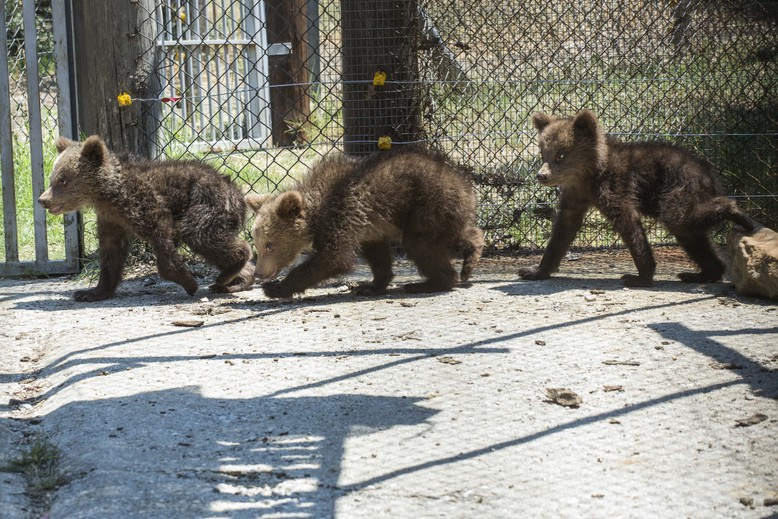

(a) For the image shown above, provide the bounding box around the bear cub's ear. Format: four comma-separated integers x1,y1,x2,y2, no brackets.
81,135,108,165
276,191,304,220
572,110,600,136
531,112,554,133
55,136,78,153
244,193,276,213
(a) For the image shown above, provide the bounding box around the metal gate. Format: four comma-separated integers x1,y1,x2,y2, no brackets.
0,0,80,277
152,0,275,155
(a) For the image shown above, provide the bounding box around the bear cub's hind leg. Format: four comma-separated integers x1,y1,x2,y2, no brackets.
153,239,199,296
673,234,725,283
403,234,458,293
207,240,255,293
457,226,485,283
353,241,395,296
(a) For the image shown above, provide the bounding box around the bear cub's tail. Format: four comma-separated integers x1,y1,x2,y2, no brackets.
457,226,485,282
710,196,758,233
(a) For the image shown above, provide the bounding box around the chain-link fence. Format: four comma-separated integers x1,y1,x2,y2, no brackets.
136,0,777,251
3,0,777,264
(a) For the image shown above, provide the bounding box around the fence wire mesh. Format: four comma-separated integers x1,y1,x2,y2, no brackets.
3,0,777,263
134,0,777,252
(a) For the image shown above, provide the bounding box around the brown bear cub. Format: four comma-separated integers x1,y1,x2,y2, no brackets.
38,136,254,301
245,147,484,298
520,110,754,287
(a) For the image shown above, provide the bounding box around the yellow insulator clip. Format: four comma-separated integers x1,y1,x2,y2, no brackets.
117,92,132,107
373,71,387,86
377,136,392,150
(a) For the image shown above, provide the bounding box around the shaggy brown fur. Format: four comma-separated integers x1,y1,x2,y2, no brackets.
245,147,484,298
520,110,755,287
38,136,254,301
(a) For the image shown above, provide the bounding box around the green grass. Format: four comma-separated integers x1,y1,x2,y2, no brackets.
0,118,73,264
3,433,68,508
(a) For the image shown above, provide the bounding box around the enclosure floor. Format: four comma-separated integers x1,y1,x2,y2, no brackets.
1,247,777,518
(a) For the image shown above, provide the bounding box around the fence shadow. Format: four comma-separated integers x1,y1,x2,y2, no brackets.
31,388,436,518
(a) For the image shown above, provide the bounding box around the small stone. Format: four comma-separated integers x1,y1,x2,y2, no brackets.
603,360,640,366
545,388,582,408
172,320,204,327
735,413,768,427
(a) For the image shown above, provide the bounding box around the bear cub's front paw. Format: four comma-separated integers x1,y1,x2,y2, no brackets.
351,283,388,296
620,274,653,287
74,288,114,302
262,280,294,299
677,271,721,283
519,267,550,281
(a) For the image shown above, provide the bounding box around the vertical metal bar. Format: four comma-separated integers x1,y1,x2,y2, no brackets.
23,0,48,262
192,0,205,142
52,0,80,271
214,43,224,142
143,1,162,160
175,0,183,40
223,0,234,142
220,0,227,39
194,45,204,144
244,0,257,140
185,43,196,146
234,0,244,142
256,0,271,143
226,46,236,142
159,1,172,144
203,42,214,144
191,0,204,145
0,0,19,262
184,0,192,41
178,45,189,136
202,0,213,143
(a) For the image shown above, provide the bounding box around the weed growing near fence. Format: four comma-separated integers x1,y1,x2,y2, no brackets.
4,433,68,509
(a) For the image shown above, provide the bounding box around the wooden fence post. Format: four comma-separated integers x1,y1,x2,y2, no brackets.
266,0,312,147
70,0,155,155
341,0,421,155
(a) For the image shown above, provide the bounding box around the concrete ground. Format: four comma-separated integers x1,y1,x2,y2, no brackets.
1,249,777,518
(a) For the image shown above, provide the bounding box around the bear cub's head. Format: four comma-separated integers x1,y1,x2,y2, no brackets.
531,109,608,188
38,135,110,215
245,191,313,280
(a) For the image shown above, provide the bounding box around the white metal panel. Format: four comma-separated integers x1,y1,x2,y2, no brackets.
154,0,275,154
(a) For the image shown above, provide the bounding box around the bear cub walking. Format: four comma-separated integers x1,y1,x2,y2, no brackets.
245,147,484,298
39,136,254,301
520,110,754,287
